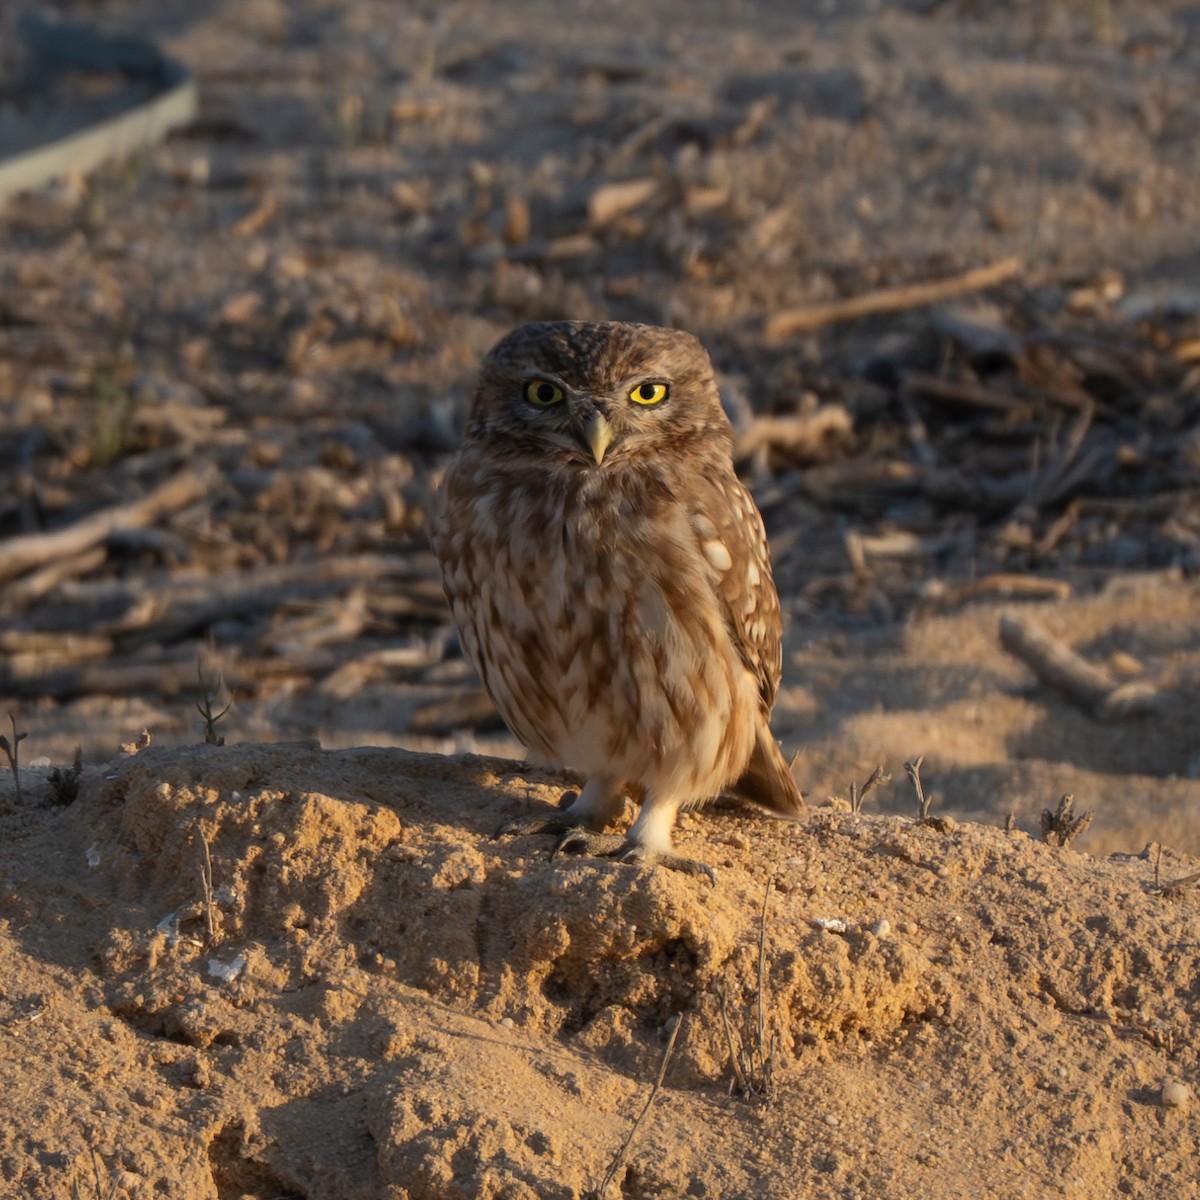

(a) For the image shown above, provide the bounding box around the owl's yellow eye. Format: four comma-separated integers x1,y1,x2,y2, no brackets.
524,379,565,407
629,381,668,406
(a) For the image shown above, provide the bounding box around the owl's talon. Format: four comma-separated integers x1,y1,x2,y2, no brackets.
494,813,567,839
551,828,626,858
552,830,717,884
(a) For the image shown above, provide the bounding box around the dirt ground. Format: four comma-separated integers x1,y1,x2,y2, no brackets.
1,1,1198,1197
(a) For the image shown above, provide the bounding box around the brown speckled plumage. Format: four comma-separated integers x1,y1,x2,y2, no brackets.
432,321,802,867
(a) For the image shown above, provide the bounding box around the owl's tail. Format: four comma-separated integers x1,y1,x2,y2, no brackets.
728,721,805,817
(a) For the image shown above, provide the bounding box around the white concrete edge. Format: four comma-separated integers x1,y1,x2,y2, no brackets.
0,70,199,207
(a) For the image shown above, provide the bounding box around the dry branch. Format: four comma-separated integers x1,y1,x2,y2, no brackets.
733,406,854,462
765,257,1022,340
410,689,502,735
902,371,1034,414
3,546,109,607
0,644,341,701
0,465,216,585
18,554,443,644
998,613,1161,720
801,457,921,503
936,574,1072,608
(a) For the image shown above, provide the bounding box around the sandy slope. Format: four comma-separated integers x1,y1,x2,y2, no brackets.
0,737,1196,1199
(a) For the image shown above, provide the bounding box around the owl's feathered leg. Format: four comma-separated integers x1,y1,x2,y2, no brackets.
555,792,717,884
497,778,715,882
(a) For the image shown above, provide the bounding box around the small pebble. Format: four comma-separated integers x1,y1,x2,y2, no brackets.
206,954,245,983
823,1113,840,1127
1160,1080,1191,1109
869,918,891,938
500,1017,514,1030
812,917,848,934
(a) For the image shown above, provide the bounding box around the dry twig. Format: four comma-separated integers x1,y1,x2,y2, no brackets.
718,878,778,1102
0,465,215,584
765,257,1022,340
902,371,1035,414
196,825,219,947
71,1147,119,1200
588,1013,684,1199
935,574,1072,608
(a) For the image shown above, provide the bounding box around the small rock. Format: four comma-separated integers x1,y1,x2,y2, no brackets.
869,918,891,938
206,954,246,983
1160,1079,1191,1109
812,917,848,934
1108,650,1144,677
588,177,658,228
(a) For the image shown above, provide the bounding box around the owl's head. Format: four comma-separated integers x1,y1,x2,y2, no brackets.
465,321,733,467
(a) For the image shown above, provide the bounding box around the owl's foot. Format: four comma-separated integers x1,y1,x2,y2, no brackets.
550,828,626,857
553,828,717,885
493,792,589,840
494,812,573,838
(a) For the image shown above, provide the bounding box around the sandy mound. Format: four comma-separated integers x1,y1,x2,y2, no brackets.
0,741,1196,1198
2,2,1199,1195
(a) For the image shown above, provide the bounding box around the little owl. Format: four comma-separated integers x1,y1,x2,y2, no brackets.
433,321,803,877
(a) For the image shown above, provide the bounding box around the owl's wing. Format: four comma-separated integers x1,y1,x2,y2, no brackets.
695,474,784,713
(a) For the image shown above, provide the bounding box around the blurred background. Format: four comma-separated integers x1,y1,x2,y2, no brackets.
1,0,1197,851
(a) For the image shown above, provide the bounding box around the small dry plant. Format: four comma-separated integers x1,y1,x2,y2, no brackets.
904,755,934,821
47,747,84,806
1039,793,1094,847
195,823,220,948
0,712,28,805
70,1147,119,1200
1146,844,1200,899
195,660,232,745
88,372,138,469
718,877,778,1103
850,764,890,816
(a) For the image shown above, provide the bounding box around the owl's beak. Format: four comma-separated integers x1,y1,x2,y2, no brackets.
580,410,613,465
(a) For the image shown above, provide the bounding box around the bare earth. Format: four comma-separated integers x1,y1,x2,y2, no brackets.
1,2,1198,1198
